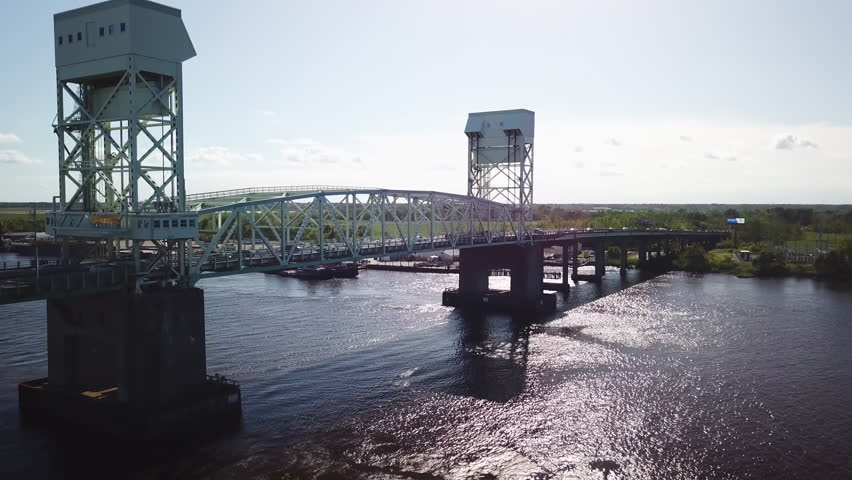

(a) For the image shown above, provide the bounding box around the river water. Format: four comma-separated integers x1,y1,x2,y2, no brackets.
1,251,851,479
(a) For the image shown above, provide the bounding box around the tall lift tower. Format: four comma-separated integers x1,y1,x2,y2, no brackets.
464,109,535,235
47,0,198,287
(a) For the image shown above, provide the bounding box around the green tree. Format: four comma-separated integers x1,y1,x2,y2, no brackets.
815,242,852,280
753,250,788,277
674,245,710,273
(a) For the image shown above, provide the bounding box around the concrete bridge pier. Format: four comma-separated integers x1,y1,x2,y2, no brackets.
458,249,490,296
443,244,556,313
620,241,629,276
595,239,606,279
638,240,648,268
18,288,241,437
561,243,571,291
574,239,606,283
571,241,579,278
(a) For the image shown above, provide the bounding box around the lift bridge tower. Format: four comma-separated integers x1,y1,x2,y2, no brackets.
465,109,534,235
47,0,198,287
23,0,241,433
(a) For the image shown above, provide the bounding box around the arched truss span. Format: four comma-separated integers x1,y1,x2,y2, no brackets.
191,189,523,280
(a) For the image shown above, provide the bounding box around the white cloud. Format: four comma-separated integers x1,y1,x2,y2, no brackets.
573,146,584,153
603,137,622,147
679,135,692,142
532,118,852,203
705,152,737,162
774,134,818,150
0,133,22,144
0,150,36,164
268,138,362,166
187,146,263,166
177,120,852,203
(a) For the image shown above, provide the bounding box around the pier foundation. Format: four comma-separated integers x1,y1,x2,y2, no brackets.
443,244,556,313
19,288,240,437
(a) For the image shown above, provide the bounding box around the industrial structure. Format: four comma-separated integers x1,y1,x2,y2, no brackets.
49,0,196,288
2,0,727,438
24,0,239,436
465,109,535,231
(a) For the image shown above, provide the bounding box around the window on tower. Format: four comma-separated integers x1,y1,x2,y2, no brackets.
77,32,82,41
68,34,73,43
99,27,104,37
109,24,114,35
58,36,63,45
120,22,126,32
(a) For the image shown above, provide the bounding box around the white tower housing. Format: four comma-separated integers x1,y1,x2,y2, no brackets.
47,0,197,284
465,109,535,228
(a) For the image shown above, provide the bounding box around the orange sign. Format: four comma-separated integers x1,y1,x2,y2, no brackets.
91,215,121,225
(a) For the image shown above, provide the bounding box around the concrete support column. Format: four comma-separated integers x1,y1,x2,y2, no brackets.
510,245,544,302
638,240,647,268
46,288,207,407
571,241,579,277
620,241,628,276
445,244,555,312
595,239,606,279
561,243,571,290
458,247,490,295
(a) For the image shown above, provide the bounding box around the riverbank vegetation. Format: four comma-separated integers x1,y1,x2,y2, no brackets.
0,213,44,236
666,243,850,281
533,205,852,249
531,204,851,280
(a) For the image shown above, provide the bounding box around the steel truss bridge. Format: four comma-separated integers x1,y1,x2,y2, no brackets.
190,187,726,281
191,188,522,281
2,186,728,304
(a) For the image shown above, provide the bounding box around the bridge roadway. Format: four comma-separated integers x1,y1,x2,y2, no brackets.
0,227,726,305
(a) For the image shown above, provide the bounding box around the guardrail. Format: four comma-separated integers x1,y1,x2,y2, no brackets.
186,185,373,202
0,265,133,304
0,259,60,271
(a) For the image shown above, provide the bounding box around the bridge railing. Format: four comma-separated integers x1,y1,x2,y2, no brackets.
0,264,133,304
186,185,373,203
0,259,60,271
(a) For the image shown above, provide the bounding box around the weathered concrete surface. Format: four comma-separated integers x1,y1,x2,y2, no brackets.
448,244,554,313
46,288,206,407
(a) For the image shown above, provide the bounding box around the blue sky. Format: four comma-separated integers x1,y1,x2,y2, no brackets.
2,0,851,203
